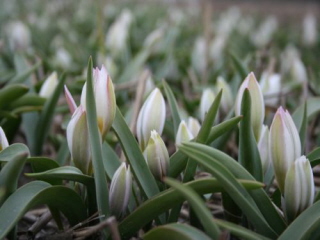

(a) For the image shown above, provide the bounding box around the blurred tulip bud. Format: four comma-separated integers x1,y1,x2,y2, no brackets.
66,106,91,175
251,16,277,48
0,127,9,151
302,13,317,47
81,65,116,138
191,36,207,75
200,88,216,122
284,156,314,222
39,72,58,98
6,21,31,51
136,88,166,150
215,76,233,113
269,107,301,193
235,72,265,141
260,72,281,107
291,57,307,83
143,130,169,181
187,117,201,137
257,125,270,173
109,163,132,218
176,120,194,146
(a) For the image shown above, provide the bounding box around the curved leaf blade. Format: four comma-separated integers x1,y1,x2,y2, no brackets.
165,178,221,239
0,84,29,110
0,143,30,162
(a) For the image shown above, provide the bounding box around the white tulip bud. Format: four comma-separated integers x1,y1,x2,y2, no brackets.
144,130,169,181
176,120,194,146
284,156,314,222
269,107,301,193
235,72,265,141
39,72,58,98
109,163,132,218
136,88,166,150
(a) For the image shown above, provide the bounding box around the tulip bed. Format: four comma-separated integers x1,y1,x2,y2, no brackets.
0,1,320,240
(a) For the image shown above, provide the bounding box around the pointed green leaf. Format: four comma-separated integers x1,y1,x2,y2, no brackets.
239,89,263,181
162,80,181,136
181,142,286,235
86,57,109,219
0,84,29,110
229,52,249,80
293,97,320,131
165,178,221,239
102,142,121,180
307,147,320,167
8,94,46,110
179,143,277,238
34,73,66,155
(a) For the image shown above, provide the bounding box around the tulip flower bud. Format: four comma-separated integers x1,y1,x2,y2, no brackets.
235,72,265,141
6,21,31,51
143,130,169,181
257,125,270,173
260,72,281,107
0,127,9,151
269,107,301,193
302,13,317,47
109,163,132,218
176,120,194,146
136,88,166,150
81,65,116,138
187,117,201,137
284,156,314,222
200,88,216,122
66,106,91,174
64,85,77,114
39,72,58,98
215,76,233,114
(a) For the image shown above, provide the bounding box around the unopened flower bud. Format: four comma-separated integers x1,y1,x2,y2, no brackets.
39,72,58,98
187,117,201,137
81,65,116,137
235,72,265,140
260,72,281,107
200,88,216,122
66,106,91,174
0,127,9,151
176,120,194,146
144,130,169,181
109,163,132,218
284,156,314,222
136,88,166,150
258,125,270,173
269,107,301,193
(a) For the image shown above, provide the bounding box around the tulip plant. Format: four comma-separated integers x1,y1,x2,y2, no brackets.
0,1,320,240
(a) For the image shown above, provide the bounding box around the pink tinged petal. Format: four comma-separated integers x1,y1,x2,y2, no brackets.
0,127,9,151
64,85,77,114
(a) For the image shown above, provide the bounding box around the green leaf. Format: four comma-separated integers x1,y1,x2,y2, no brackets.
8,94,46,110
25,166,94,185
213,219,271,240
181,142,286,235
112,108,159,199
86,57,109,219
102,142,121,180
0,152,28,206
143,223,211,240
229,52,249,80
118,178,263,239
55,138,70,166
0,84,29,110
299,102,307,151
179,143,277,238
165,178,221,239
0,143,30,162
207,116,242,144
307,147,320,167
168,150,188,178
162,80,181,136
278,200,320,240
239,89,263,181
293,97,320,131
34,73,66,155
0,181,86,239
